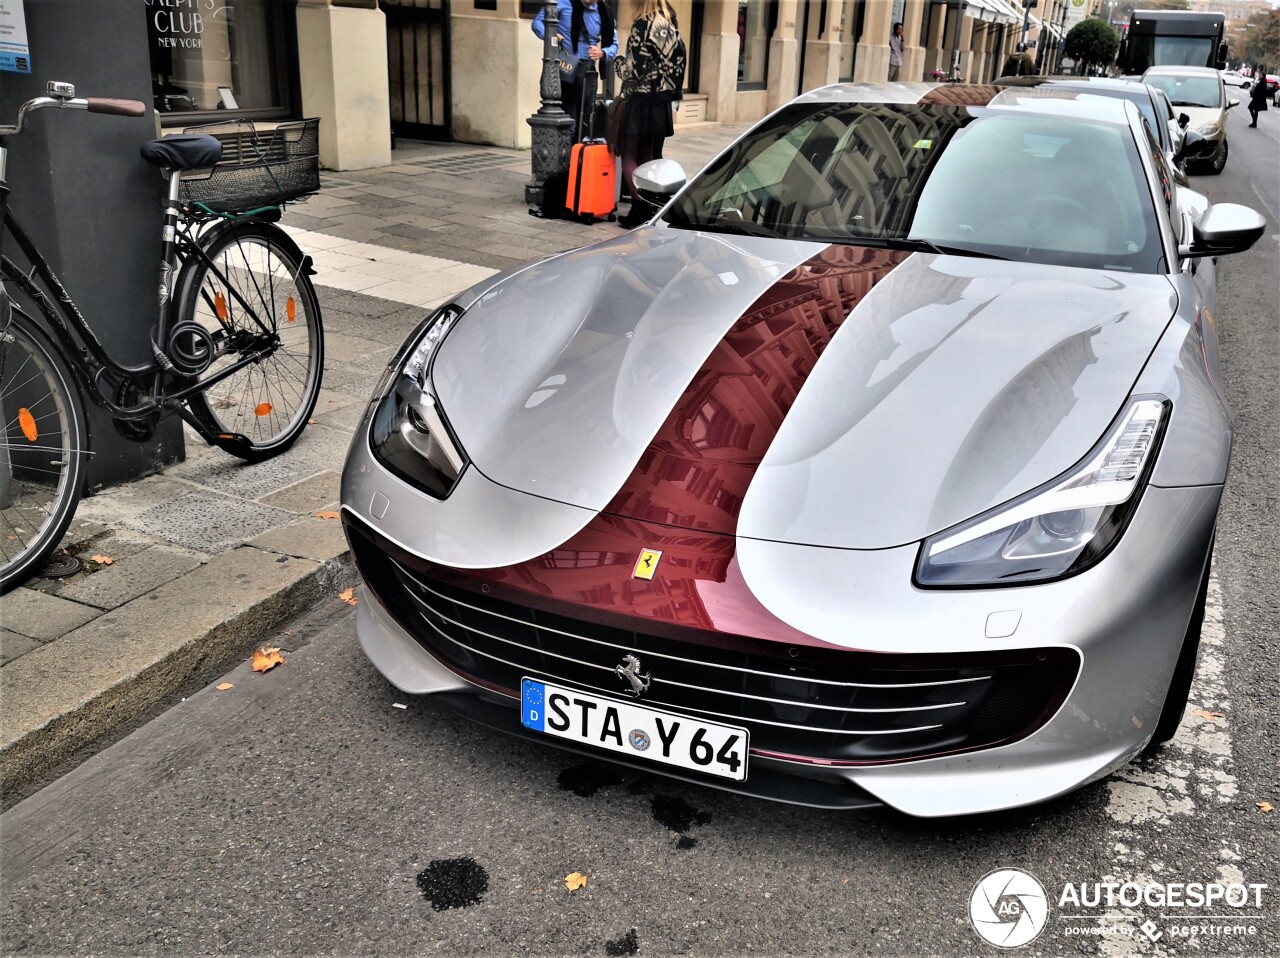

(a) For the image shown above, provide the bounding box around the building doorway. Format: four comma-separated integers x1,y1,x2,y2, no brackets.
381,0,452,141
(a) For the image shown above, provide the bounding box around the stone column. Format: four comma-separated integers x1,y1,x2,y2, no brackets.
802,0,844,92
700,0,740,122
524,1,576,205
923,2,949,78
954,6,976,81
296,0,392,171
900,0,928,82
854,0,894,81
766,0,801,112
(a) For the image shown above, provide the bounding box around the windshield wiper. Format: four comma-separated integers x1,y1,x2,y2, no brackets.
823,235,1009,260
665,212,785,239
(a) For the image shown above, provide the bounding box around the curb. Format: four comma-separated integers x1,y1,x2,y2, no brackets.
0,545,357,808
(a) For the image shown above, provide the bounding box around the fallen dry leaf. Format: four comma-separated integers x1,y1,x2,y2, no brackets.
565,872,588,892
339,587,358,606
216,682,234,691
1257,801,1273,813
90,555,114,565
1192,709,1225,721
307,418,318,425
314,510,340,521
251,646,286,672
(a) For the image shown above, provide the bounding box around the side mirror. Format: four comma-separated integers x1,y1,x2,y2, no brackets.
633,159,687,209
1226,99,1238,109
1175,129,1212,162
1177,112,1190,129
1179,203,1266,259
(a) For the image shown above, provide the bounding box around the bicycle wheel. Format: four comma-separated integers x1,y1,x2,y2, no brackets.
0,305,87,594
178,221,323,462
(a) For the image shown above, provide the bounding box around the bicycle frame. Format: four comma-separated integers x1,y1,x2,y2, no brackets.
1,148,288,428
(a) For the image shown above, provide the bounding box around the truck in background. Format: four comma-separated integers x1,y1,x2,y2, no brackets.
1117,10,1228,75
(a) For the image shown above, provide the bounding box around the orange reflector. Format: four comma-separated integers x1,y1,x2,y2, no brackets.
254,403,274,417
286,296,297,323
18,408,38,442
215,291,228,321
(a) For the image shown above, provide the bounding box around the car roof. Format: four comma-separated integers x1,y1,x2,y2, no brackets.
797,82,1134,125
1144,65,1221,77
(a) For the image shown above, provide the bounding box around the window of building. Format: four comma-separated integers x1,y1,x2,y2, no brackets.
738,0,778,89
146,0,297,120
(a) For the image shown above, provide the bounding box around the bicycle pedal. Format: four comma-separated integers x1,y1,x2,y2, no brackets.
210,432,255,456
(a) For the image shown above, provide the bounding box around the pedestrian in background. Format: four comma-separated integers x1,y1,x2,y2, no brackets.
533,0,618,131
615,0,687,229
888,22,904,82
1247,67,1268,127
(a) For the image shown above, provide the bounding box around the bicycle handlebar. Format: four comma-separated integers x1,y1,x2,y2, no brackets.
0,82,146,136
86,97,146,117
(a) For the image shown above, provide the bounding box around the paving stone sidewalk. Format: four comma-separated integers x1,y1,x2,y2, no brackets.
0,120,746,803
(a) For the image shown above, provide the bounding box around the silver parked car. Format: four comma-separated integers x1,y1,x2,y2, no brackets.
340,84,1263,817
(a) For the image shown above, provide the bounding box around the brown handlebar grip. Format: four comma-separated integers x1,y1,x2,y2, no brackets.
85,98,146,117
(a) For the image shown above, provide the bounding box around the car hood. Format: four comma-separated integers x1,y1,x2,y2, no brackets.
1179,104,1226,131
432,230,1175,549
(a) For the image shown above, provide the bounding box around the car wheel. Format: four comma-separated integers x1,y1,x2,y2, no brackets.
1204,139,1227,175
1145,543,1213,750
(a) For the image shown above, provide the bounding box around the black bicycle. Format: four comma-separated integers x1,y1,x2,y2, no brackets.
1,82,325,592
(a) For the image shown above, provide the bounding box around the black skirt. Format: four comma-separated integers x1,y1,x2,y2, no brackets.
623,92,676,140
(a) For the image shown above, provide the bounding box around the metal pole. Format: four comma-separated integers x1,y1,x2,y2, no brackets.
950,0,967,82
525,1,577,206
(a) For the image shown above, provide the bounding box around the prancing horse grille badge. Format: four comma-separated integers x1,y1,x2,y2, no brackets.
632,548,662,580
615,655,651,698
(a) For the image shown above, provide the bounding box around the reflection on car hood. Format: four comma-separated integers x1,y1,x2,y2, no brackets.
433,231,1175,549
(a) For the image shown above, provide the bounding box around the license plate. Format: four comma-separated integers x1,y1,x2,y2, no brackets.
520,678,749,782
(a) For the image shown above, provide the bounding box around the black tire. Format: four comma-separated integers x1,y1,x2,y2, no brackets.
0,305,88,594
1204,139,1227,176
177,221,323,463
1146,543,1213,749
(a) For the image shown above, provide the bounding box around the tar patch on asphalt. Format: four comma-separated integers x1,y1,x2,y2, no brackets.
558,762,624,796
605,928,640,956
651,794,712,849
416,857,489,910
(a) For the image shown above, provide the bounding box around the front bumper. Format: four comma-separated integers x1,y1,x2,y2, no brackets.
343,440,1220,817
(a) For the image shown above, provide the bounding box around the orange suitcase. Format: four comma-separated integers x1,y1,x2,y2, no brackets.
566,141,616,224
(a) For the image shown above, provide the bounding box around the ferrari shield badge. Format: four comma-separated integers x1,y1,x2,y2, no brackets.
632,548,662,580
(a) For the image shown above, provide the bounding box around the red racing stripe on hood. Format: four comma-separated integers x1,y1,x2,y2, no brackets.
456,245,908,643
601,244,910,534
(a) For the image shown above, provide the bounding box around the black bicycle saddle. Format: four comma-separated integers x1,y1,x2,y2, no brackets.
139,134,222,171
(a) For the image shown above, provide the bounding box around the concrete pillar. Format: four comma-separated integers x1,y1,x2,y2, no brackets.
854,0,894,81
956,8,976,82
923,3,949,78
700,0,739,123
296,0,392,171
802,1,844,92
767,0,801,112
901,0,927,82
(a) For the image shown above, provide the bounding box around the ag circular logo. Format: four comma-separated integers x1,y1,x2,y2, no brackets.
969,868,1049,948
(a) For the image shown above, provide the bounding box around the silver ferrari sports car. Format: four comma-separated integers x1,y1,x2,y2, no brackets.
340,84,1264,817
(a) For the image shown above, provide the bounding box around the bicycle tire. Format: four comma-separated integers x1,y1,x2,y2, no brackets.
0,305,88,594
177,220,323,463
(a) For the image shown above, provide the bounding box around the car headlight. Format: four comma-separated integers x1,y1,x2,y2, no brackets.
1197,123,1221,137
916,398,1169,588
369,304,468,498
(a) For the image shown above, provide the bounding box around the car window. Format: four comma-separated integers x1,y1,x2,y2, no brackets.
1143,75,1222,108
1141,120,1179,244
665,102,1163,273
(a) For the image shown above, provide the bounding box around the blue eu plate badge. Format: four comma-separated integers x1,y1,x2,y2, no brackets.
521,679,546,732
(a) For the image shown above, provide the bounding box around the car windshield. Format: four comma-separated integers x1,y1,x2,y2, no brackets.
663,102,1163,272
1143,74,1222,108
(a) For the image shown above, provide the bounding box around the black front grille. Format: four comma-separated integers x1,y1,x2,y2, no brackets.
349,520,1079,765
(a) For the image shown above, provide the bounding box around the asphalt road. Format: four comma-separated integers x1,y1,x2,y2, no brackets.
2,114,1277,958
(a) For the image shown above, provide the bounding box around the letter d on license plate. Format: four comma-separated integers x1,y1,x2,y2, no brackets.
521,678,748,781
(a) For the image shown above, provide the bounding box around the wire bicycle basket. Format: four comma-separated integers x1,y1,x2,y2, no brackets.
179,117,320,213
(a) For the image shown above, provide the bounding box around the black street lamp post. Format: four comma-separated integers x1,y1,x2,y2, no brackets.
525,1,576,206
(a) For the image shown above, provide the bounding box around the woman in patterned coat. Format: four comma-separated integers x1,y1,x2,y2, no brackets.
616,0,687,228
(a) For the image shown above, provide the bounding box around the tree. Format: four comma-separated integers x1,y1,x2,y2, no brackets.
1236,10,1280,71
1065,18,1121,72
